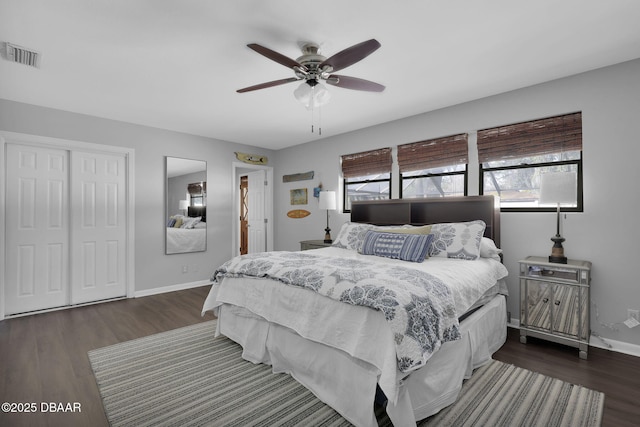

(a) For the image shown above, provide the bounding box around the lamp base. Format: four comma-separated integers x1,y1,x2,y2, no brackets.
549,235,567,264
324,227,332,244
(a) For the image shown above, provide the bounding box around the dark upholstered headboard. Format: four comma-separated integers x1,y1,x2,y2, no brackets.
350,195,500,247
187,206,206,222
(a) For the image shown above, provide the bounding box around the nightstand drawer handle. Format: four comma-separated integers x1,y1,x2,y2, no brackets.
543,298,549,303
555,300,561,306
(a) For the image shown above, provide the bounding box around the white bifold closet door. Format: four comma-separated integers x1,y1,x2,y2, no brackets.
5,145,70,314
4,144,127,315
70,151,127,305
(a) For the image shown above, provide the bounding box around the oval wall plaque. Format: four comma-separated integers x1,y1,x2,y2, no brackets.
287,209,311,219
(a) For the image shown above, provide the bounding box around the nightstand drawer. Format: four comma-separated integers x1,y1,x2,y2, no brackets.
300,240,332,251
525,265,580,282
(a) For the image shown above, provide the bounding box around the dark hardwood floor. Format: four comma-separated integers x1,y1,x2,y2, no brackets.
0,286,216,427
1,286,638,426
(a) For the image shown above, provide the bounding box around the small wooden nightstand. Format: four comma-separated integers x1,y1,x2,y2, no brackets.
519,256,592,359
300,240,332,251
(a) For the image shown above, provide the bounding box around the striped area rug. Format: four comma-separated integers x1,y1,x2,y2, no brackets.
88,321,604,427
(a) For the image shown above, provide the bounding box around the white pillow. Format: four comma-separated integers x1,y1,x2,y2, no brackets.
181,216,202,229
429,220,486,260
480,237,502,261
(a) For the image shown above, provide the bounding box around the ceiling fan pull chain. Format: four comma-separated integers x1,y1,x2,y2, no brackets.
311,86,316,133
318,106,322,136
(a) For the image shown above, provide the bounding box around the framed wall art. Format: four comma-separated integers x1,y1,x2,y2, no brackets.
290,188,308,205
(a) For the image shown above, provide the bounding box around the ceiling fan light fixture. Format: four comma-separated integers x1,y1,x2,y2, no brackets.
294,81,331,110
237,39,383,95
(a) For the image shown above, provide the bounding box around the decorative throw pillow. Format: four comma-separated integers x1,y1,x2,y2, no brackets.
167,218,177,228
173,217,184,228
429,220,486,260
332,222,377,252
360,231,433,262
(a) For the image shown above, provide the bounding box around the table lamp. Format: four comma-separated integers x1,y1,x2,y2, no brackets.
318,191,337,243
539,172,577,264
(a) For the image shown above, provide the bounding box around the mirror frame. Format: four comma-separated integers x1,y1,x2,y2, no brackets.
165,156,207,254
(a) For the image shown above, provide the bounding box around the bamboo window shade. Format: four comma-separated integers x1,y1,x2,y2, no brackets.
397,133,469,173
341,147,392,178
477,112,582,164
188,182,206,195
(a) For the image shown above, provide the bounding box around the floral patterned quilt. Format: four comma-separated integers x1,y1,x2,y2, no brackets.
212,251,461,372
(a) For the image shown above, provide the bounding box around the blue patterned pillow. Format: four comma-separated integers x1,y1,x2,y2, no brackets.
360,231,433,262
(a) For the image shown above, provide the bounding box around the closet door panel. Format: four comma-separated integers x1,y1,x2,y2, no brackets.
5,145,69,314
70,151,127,304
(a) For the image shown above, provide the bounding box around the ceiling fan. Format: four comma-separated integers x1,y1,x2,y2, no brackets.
236,39,385,94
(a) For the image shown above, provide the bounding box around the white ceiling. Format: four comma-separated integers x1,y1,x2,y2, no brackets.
2,0,640,150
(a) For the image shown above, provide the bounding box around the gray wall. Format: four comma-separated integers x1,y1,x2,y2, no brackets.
272,58,640,348
0,99,274,293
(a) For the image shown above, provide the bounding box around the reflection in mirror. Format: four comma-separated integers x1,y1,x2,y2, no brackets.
166,157,207,254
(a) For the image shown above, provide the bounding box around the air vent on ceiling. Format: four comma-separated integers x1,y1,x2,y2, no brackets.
5,42,41,68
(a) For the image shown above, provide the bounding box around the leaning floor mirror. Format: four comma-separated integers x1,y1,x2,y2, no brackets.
166,156,207,254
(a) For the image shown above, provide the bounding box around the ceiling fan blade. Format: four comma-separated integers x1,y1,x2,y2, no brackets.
320,39,381,73
237,77,300,93
247,43,306,71
326,75,385,92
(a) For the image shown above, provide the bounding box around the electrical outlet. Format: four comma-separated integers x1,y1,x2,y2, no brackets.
182,265,188,274
628,309,640,322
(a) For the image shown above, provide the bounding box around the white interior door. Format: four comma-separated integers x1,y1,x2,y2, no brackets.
247,169,266,253
5,144,69,314
70,151,127,304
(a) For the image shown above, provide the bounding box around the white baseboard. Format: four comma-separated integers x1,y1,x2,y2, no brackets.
508,321,640,358
589,335,640,358
134,280,212,298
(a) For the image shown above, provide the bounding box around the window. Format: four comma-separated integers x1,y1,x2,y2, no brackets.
398,133,468,199
188,182,206,207
478,112,583,211
342,147,392,212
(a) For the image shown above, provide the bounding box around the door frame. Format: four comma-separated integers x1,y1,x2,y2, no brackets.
0,131,135,320
231,162,273,257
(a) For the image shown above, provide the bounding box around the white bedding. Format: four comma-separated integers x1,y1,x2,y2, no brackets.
214,295,507,426
207,246,507,318
202,246,508,425
166,226,206,254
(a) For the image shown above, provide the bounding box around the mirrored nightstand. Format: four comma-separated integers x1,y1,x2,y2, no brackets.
519,256,592,359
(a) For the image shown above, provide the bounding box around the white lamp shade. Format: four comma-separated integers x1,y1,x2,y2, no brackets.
178,200,189,210
318,191,337,210
539,172,577,205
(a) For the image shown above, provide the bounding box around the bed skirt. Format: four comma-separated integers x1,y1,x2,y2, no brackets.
215,294,507,427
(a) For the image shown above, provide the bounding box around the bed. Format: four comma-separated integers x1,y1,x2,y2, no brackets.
202,196,508,426
166,206,207,254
